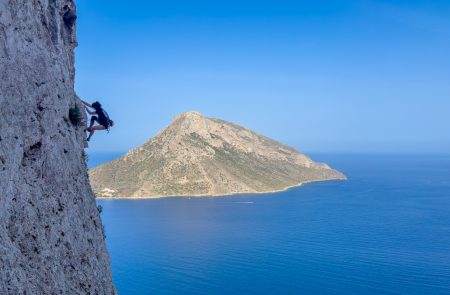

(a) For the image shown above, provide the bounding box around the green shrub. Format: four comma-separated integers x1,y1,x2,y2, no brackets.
69,105,82,126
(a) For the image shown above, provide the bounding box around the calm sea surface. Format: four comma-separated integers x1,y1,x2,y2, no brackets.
94,154,450,295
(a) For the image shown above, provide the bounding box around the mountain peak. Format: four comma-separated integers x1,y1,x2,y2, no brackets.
173,111,204,122
168,111,211,137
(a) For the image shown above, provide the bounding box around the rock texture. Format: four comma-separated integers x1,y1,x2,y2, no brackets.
90,112,346,198
0,1,116,294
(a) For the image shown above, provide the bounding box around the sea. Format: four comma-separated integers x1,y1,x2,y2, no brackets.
91,154,450,295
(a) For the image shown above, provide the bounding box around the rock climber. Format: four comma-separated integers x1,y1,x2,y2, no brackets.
81,99,114,142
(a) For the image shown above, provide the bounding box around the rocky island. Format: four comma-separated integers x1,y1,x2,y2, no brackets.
90,112,346,198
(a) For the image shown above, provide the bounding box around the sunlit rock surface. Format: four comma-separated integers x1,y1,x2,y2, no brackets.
0,1,116,293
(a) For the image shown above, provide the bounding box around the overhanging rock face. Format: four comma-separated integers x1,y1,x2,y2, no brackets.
0,1,116,293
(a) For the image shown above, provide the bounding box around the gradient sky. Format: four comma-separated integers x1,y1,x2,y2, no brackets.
75,0,450,154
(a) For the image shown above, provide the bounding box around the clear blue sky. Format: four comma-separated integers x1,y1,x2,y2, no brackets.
75,0,450,154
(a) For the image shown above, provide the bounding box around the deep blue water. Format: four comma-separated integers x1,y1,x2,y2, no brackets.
96,155,450,295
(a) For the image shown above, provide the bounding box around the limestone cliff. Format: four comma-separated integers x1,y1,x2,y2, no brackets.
0,1,116,294
90,112,346,198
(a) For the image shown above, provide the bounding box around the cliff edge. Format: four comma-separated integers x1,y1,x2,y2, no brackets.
0,1,116,294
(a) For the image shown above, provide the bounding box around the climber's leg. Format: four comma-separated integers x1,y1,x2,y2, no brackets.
87,128,94,142
87,125,106,142
91,125,106,131
89,116,98,129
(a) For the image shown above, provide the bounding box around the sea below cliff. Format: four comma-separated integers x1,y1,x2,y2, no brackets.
93,154,450,295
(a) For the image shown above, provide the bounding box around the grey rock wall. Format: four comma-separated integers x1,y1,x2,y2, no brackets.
0,0,116,293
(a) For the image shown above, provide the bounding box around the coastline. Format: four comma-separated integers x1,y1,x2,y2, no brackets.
96,177,346,200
